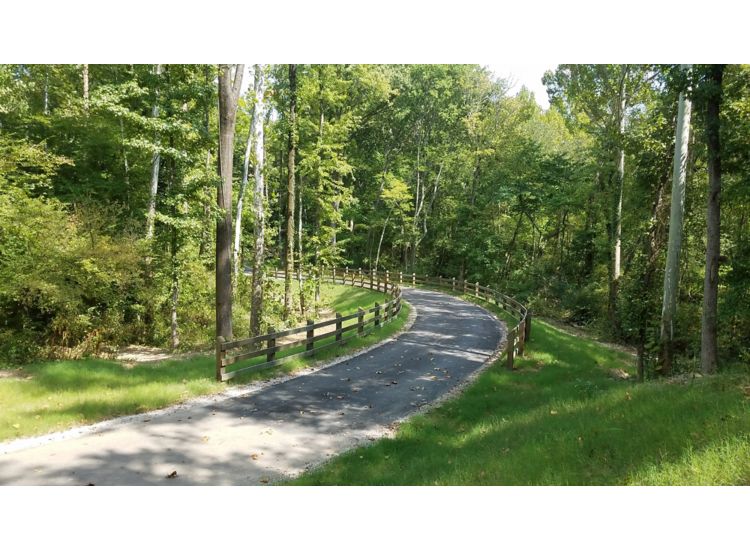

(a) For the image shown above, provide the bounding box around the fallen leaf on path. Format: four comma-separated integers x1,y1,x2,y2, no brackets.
250,454,259,461
166,471,178,479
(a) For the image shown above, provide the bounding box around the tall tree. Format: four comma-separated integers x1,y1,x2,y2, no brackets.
283,64,297,320
700,64,725,374
145,64,163,240
659,64,693,375
216,63,244,340
249,64,267,337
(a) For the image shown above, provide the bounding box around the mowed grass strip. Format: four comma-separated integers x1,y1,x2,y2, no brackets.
292,294,750,486
0,284,410,442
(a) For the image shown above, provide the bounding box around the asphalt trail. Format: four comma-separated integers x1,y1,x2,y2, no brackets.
0,288,502,485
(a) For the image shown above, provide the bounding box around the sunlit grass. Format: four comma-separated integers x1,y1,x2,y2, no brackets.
0,284,410,442
292,294,750,486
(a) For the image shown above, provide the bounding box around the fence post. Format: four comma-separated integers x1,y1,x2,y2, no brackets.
452,277,456,292
357,307,364,335
370,269,374,290
385,270,389,291
345,266,348,281
383,299,389,323
306,320,314,353
475,281,479,297
412,272,416,286
518,320,526,356
335,313,343,343
463,279,467,293
399,271,403,285
506,329,515,370
374,302,381,328
216,336,226,382
333,266,336,283
525,311,532,342
438,275,442,287
267,334,276,363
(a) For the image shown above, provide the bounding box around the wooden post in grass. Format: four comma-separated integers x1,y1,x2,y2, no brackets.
306,319,314,353
452,277,456,291
412,272,416,286
475,281,479,297
357,307,364,335
374,302,381,328
524,311,532,342
463,279,467,293
332,266,336,283
267,334,276,363
399,271,403,285
383,299,389,323
385,270,390,291
438,275,442,287
335,313,342,343
370,269,374,290
216,336,226,381
518,320,526,356
506,329,515,370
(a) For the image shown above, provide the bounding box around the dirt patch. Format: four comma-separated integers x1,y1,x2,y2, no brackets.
0,369,31,381
115,346,207,367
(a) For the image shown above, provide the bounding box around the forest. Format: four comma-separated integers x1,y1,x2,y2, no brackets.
1,63,748,380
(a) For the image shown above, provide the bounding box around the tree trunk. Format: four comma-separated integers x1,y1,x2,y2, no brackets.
249,65,267,338
660,64,693,375
82,64,89,112
145,64,163,240
374,214,390,272
701,64,725,375
216,64,244,341
234,65,254,289
284,64,297,320
609,67,628,337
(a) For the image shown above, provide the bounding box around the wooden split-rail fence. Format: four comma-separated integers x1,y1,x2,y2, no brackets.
216,266,529,382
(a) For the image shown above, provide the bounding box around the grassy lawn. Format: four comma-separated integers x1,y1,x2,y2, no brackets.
292,293,750,486
0,283,410,443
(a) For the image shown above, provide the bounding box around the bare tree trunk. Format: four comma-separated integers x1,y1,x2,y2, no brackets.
82,64,89,112
249,65,267,338
701,64,725,375
609,67,628,337
216,64,244,340
297,180,305,316
659,64,693,375
283,64,297,320
145,64,163,240
43,67,49,116
374,215,390,272
234,65,254,289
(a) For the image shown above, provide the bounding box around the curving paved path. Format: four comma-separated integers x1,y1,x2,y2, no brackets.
0,288,502,485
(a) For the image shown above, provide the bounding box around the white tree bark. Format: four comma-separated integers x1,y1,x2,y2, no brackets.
234,65,256,285
249,65,267,337
660,64,693,373
145,64,163,240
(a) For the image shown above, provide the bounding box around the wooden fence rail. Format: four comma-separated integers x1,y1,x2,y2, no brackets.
216,269,402,381
216,266,529,381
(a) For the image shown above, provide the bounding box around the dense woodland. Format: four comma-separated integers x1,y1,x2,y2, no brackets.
1,64,748,379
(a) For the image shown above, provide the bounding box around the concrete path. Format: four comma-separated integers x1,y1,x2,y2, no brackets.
0,288,502,485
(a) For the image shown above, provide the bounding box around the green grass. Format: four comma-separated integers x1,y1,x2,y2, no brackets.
292,293,750,486
0,283,410,443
